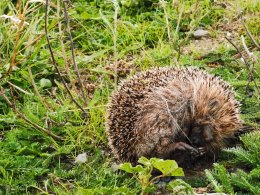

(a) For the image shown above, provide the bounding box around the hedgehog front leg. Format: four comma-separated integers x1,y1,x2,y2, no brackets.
156,140,204,167
156,139,197,158
174,143,208,167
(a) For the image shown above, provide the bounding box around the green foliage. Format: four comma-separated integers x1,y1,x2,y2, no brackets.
223,132,260,167
120,157,193,194
206,132,260,194
0,128,53,193
39,78,52,88
206,164,260,195
119,0,158,8
76,186,135,195
168,179,195,195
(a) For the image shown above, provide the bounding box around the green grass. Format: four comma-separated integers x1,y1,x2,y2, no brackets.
0,0,259,194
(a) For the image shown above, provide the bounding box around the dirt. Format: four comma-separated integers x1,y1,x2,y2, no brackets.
183,36,226,57
183,14,244,59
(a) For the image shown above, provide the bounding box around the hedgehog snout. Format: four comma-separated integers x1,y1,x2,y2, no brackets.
189,125,215,147
190,136,200,146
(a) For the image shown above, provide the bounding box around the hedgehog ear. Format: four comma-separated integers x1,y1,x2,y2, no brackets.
208,99,219,109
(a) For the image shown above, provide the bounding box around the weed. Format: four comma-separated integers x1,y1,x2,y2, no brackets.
205,132,260,194
119,157,194,195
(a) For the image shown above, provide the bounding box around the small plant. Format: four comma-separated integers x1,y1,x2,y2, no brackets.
205,132,260,194
120,157,194,194
206,163,260,194
224,131,260,167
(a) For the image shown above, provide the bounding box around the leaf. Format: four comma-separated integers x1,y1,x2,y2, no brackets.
172,168,185,176
119,163,144,173
151,158,184,176
39,78,52,88
205,169,224,193
138,156,151,166
168,179,195,195
142,185,156,193
75,188,94,195
138,170,152,185
99,10,113,33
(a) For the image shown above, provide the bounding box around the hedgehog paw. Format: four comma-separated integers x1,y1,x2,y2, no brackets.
197,147,206,156
174,142,197,152
190,149,200,160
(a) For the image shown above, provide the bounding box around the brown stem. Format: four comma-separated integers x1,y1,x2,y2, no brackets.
150,174,165,184
8,0,24,74
19,34,45,54
57,0,70,76
45,0,87,116
225,36,260,95
62,0,88,108
113,0,119,86
0,0,32,82
240,14,260,50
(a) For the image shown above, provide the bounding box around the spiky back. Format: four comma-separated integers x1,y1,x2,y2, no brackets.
106,67,241,162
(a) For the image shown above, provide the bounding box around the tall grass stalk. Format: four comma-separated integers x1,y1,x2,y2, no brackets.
113,0,119,86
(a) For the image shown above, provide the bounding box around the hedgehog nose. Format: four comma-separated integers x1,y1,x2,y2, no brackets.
191,137,200,146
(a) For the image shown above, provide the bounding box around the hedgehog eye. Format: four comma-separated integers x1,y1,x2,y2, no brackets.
192,126,201,133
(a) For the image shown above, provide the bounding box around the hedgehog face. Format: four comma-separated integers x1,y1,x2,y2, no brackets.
189,124,215,147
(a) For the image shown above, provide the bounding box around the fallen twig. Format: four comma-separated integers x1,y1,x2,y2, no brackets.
0,87,63,140
7,81,32,95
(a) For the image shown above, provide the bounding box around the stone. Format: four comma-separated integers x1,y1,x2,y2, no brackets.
193,29,210,39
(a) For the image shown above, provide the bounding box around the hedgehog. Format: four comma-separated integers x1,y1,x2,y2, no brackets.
106,67,242,166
